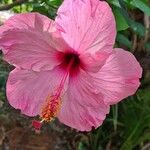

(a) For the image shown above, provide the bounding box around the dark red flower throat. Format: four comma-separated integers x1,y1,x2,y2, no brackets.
59,51,82,75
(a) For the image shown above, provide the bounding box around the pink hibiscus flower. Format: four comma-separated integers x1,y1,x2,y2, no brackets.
0,0,142,131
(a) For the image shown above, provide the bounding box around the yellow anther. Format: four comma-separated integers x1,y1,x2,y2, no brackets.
40,95,61,122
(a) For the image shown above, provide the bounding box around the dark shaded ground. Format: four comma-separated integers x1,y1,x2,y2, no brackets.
0,105,81,150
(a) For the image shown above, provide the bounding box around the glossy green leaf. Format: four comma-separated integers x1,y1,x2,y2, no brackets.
107,0,120,7
113,8,129,31
49,0,63,6
116,33,132,49
131,0,150,16
118,0,146,36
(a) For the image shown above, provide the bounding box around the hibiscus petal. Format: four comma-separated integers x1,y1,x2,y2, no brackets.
80,51,111,73
89,48,142,105
7,67,67,116
0,13,55,49
58,70,110,131
0,12,55,33
0,13,70,71
55,0,116,54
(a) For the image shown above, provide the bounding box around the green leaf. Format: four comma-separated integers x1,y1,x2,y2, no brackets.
116,33,132,49
107,0,120,7
128,19,146,37
137,133,150,144
137,88,150,103
78,142,88,150
113,7,129,31
144,43,150,51
50,0,63,6
131,0,150,16
119,97,150,150
118,0,146,36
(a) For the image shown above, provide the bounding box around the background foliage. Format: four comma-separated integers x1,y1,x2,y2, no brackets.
0,0,150,150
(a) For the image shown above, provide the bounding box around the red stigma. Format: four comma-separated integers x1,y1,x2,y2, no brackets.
32,120,42,130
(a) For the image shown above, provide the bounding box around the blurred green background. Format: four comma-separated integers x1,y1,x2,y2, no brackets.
0,0,150,150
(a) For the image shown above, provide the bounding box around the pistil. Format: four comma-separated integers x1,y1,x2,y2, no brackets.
32,57,75,130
